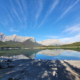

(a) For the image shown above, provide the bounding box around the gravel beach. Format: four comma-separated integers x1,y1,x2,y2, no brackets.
0,59,80,80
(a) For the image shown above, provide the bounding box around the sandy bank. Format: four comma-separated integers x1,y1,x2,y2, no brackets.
0,59,80,80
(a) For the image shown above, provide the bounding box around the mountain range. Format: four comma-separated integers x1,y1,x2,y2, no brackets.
0,32,73,46
0,33,35,42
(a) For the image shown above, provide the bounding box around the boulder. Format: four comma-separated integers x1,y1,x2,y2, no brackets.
8,63,15,67
8,77,20,80
0,62,8,69
7,59,12,62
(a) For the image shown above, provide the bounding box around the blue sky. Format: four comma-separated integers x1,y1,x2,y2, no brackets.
0,0,80,42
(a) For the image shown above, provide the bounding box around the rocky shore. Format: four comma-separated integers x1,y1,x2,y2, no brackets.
0,59,80,80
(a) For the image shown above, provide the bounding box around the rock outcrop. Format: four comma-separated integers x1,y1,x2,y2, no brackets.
0,59,14,69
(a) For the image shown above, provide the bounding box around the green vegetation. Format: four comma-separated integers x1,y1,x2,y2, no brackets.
39,42,80,49
0,41,7,45
0,40,41,49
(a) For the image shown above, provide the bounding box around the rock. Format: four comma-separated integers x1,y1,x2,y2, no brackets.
8,77,20,80
8,78,19,80
0,60,3,62
38,59,41,61
0,62,8,69
53,71,56,76
8,63,15,67
6,61,15,67
51,68,57,70
4,59,8,62
7,59,12,62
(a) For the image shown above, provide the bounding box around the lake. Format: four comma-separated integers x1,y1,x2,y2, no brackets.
0,49,80,60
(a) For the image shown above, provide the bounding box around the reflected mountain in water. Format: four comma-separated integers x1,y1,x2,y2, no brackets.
29,49,74,59
0,49,40,60
0,54,29,61
29,53,36,59
37,49,67,56
0,49,80,60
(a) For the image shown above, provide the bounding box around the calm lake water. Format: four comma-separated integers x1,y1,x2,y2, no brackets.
0,49,80,60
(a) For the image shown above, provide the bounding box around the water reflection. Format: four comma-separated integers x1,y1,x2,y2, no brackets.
0,54,29,61
35,49,80,60
0,49,80,60
37,49,64,56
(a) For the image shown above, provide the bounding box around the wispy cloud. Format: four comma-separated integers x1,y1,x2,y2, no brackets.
13,8,22,22
2,5,14,23
60,33,80,42
10,28,19,32
16,0,24,14
33,0,43,28
3,17,8,26
7,14,13,23
10,0,22,22
16,0,27,27
38,0,59,28
21,0,27,10
36,0,43,20
63,23,80,34
54,0,80,23
0,21,6,27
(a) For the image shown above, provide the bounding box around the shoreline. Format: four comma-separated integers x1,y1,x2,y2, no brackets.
0,59,80,80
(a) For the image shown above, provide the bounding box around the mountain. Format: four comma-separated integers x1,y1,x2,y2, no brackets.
0,33,35,42
37,39,74,46
37,39,63,46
